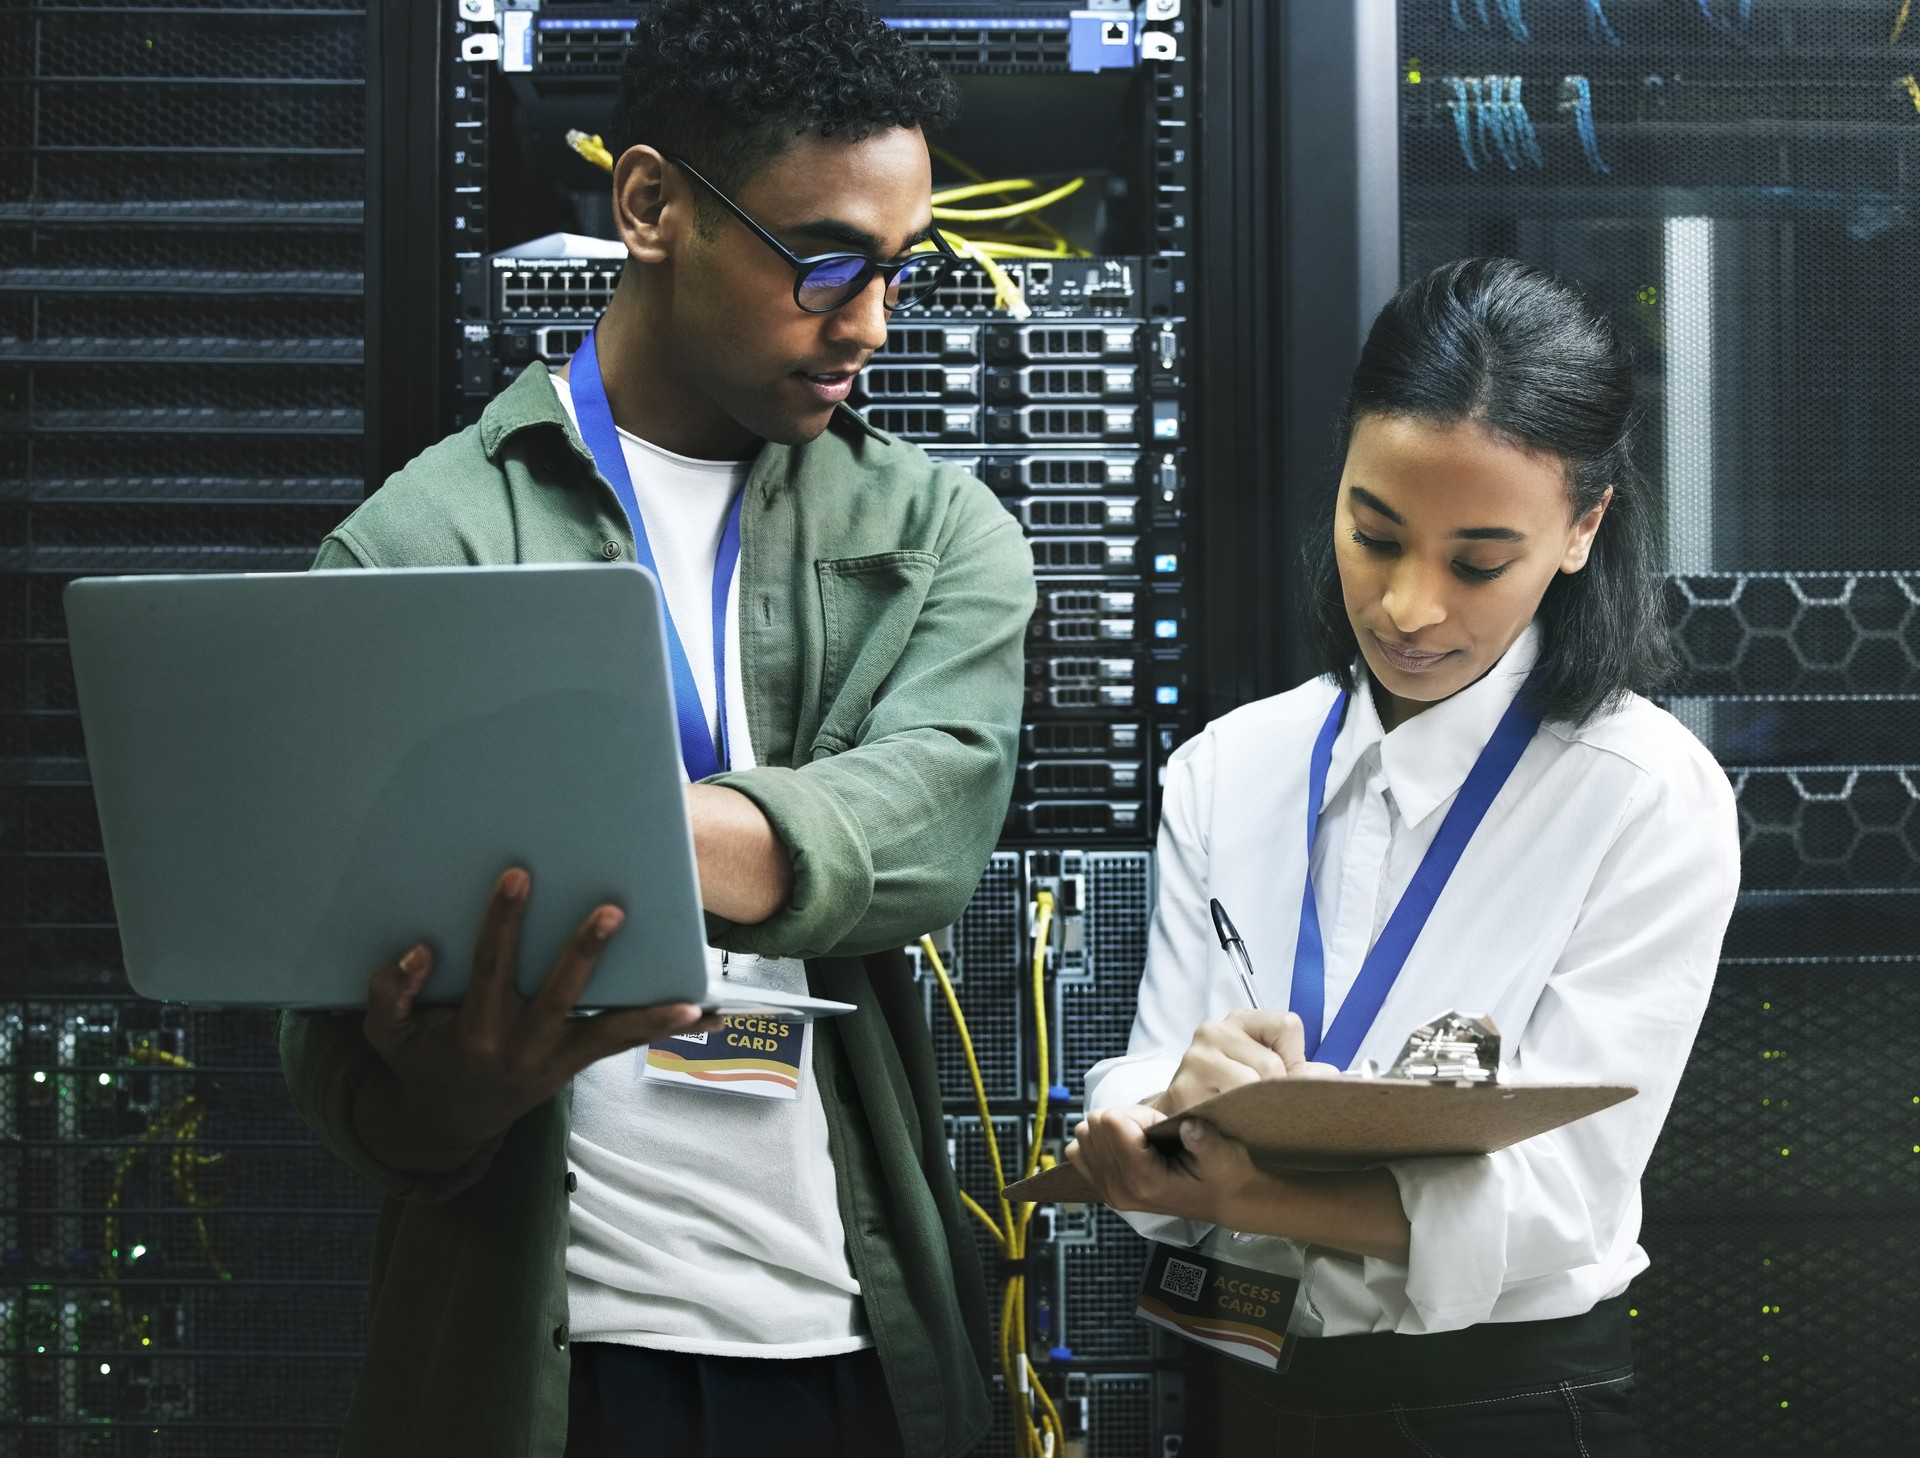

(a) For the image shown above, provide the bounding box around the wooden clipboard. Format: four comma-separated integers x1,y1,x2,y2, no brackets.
1003,1077,1636,1205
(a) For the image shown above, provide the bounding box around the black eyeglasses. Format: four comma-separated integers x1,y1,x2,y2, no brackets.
664,153,957,314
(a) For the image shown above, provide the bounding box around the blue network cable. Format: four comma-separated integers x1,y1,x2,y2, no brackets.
1481,76,1519,168
1583,0,1622,45
1447,77,1479,171
1509,76,1545,167
1494,0,1531,41
1448,0,1532,42
1564,74,1610,174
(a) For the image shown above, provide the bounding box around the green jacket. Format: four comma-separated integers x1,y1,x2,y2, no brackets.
279,363,1034,1457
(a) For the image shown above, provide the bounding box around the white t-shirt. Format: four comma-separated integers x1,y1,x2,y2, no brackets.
552,376,870,1358
1086,624,1742,1336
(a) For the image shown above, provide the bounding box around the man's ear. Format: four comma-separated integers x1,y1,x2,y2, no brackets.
612,145,678,266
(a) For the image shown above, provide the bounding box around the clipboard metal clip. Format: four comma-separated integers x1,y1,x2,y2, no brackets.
1385,1010,1502,1087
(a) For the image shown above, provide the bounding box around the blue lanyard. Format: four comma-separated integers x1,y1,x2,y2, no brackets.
569,329,744,782
1288,678,1544,1069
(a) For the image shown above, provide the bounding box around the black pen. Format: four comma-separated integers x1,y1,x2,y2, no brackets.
1209,897,1262,1010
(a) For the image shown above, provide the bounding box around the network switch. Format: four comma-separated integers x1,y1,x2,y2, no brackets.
976,450,1155,494
1019,758,1146,797
1023,720,1143,757
856,404,981,443
1010,799,1146,837
988,404,1140,444
876,324,983,362
1006,493,1139,534
493,257,621,320
1026,535,1138,574
851,363,982,403
922,257,1147,318
987,364,1140,403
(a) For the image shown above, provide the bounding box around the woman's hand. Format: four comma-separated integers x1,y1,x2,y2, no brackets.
1151,1009,1339,1116
1066,1105,1262,1225
1066,1107,1413,1261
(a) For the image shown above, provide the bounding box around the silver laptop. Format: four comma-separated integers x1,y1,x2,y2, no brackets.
64,563,853,1019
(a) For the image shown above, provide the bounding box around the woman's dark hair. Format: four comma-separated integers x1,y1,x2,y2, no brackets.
610,0,957,225
1303,256,1674,726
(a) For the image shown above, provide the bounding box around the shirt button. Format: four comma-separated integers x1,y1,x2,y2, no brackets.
552,1323,569,1350
601,540,622,561
565,1171,578,1194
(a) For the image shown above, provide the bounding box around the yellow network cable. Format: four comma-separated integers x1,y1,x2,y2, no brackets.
566,129,615,171
103,1043,230,1346
1904,73,1920,115
933,176,1086,223
932,143,1080,254
921,886,1067,1458
1894,0,1913,47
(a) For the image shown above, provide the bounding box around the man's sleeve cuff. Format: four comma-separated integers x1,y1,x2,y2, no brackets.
703,766,874,960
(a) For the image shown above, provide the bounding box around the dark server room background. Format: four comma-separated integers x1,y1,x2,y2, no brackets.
1,2,1915,1455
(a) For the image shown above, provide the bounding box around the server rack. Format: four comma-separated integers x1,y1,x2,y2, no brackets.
1,2,378,1454
364,3,1285,1454
1289,3,1919,1452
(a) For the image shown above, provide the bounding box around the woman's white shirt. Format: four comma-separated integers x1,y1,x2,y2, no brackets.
1083,624,1741,1335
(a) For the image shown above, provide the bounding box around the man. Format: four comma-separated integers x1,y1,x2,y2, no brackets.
279,4,1034,1454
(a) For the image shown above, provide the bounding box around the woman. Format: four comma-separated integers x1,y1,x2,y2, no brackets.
1068,258,1739,1456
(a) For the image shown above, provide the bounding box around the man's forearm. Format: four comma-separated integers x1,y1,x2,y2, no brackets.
688,782,794,924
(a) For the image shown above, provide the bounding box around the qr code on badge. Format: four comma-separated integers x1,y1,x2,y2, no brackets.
1159,1257,1207,1303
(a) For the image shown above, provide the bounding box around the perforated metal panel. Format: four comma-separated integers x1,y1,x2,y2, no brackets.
1402,2,1920,1450
1,2,372,1452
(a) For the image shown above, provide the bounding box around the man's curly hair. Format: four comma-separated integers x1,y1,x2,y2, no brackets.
609,0,958,221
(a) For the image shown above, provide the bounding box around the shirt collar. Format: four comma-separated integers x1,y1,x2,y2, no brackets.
1322,622,1541,829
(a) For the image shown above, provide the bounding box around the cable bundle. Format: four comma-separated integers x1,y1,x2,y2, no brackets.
922,887,1066,1458
1446,76,1544,172
102,1042,230,1347
1449,0,1530,42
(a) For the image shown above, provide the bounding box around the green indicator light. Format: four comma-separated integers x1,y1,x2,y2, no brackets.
1762,1354,1770,1362
1628,1308,1638,1317
1780,1148,1790,1156
1763,1001,1770,1010
1781,1402,1789,1409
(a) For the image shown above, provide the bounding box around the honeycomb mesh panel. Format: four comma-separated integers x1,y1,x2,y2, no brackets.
1060,852,1151,1093
36,13,364,82
1404,2,1920,1451
930,853,1024,1102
